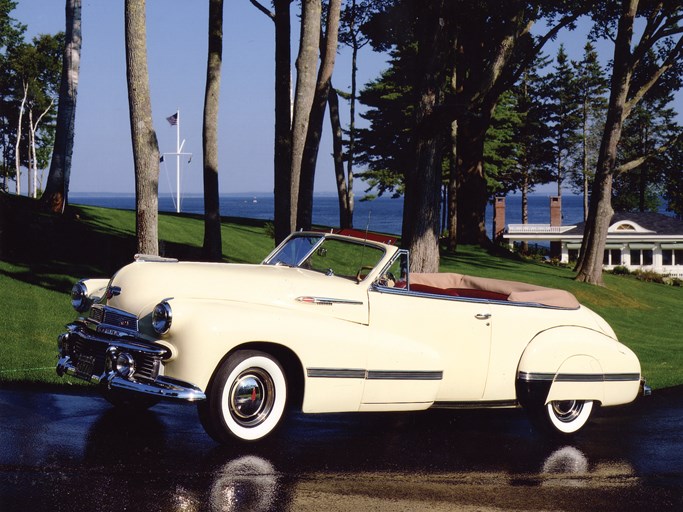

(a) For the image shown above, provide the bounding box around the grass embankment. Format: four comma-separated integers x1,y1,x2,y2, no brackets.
0,193,680,389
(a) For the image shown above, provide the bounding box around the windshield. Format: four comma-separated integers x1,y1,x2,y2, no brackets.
265,234,385,282
266,235,323,267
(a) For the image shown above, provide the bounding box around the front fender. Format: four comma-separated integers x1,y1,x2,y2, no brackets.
154,299,374,410
516,326,641,408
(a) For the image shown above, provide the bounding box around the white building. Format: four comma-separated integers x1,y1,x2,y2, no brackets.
505,211,683,278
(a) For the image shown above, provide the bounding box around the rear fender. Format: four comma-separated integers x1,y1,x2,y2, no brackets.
516,326,641,408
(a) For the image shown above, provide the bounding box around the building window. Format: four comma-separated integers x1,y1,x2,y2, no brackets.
663,249,683,266
569,249,579,262
630,249,653,266
603,248,622,266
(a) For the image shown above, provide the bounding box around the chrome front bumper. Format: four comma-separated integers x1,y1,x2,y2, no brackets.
56,323,205,402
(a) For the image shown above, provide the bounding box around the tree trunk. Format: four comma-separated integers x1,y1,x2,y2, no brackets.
345,5,360,232
446,118,457,252
521,172,529,253
29,100,54,198
202,0,223,261
42,0,81,213
297,0,342,230
456,114,490,245
575,0,637,285
15,82,27,196
289,0,321,233
582,97,589,221
402,0,447,273
273,0,292,244
125,0,160,256
328,86,351,228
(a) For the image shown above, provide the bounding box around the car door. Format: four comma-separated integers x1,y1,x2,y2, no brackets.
362,285,493,407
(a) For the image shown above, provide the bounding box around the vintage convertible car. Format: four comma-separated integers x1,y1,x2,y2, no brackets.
56,231,647,442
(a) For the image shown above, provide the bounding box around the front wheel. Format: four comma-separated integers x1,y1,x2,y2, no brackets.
534,400,594,435
199,350,287,443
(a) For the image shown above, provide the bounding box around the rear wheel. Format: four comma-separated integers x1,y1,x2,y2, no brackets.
199,350,287,443
536,399,594,435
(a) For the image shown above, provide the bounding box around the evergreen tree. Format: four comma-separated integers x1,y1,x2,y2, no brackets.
663,136,683,219
544,44,581,197
484,90,523,197
508,55,554,226
612,91,679,212
571,41,608,220
354,44,416,199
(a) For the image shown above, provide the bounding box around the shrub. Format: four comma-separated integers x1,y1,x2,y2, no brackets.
632,269,665,284
611,265,631,275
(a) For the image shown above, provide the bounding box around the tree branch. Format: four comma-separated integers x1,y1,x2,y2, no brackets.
624,34,683,117
249,0,275,21
616,131,682,174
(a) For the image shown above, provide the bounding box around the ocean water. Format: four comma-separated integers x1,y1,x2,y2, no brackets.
69,192,587,238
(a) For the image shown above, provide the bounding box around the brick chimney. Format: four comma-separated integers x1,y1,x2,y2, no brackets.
550,196,562,226
550,196,561,258
493,197,505,242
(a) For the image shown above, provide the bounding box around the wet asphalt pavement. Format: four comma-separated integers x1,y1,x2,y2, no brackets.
1,386,682,511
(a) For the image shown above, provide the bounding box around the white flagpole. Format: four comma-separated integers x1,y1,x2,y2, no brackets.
175,109,181,213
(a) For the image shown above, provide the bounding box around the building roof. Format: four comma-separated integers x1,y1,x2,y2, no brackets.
563,212,683,237
505,211,683,242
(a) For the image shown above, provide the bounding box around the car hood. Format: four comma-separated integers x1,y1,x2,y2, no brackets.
104,260,370,325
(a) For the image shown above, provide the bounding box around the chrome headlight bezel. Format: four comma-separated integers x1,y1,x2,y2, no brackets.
152,301,173,335
115,352,136,379
71,281,89,312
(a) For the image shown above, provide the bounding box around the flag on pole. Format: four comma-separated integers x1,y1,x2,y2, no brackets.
166,113,178,126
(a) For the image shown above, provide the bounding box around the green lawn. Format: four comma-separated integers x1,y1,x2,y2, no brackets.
0,194,680,389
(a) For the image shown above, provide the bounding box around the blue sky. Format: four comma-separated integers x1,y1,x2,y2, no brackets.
11,1,681,197
14,0,389,195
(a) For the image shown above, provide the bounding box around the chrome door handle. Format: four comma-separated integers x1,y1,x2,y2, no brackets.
475,313,491,320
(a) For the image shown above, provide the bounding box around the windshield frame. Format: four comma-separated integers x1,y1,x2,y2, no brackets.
263,232,390,282
262,233,326,267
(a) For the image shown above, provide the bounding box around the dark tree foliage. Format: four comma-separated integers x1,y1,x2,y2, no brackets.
663,136,683,219
361,0,591,248
354,44,416,199
613,93,679,213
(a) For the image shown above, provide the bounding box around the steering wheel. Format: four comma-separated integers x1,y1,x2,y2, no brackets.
377,271,396,287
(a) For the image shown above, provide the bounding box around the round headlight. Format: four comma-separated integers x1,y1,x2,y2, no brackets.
152,301,173,334
71,281,89,312
115,352,136,379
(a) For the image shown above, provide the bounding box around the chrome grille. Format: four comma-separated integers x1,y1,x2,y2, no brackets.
89,305,138,332
65,332,161,381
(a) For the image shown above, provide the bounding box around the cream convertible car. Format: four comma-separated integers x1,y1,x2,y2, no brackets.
56,231,647,442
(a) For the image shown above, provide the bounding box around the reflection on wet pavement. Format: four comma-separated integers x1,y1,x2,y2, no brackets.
1,388,682,511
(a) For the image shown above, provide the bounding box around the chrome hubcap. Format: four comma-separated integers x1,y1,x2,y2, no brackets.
551,400,583,423
229,369,275,427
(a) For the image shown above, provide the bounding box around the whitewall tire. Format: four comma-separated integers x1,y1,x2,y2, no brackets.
544,400,594,435
199,350,287,443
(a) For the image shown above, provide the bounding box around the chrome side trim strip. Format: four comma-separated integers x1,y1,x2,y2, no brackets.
296,296,364,306
603,373,642,382
307,368,366,379
518,371,641,383
371,285,578,310
306,368,443,381
367,370,443,380
431,400,518,409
